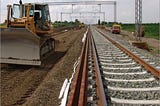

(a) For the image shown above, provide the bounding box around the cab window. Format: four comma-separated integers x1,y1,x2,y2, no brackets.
12,4,20,18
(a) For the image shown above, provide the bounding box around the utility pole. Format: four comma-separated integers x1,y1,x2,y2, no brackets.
114,1,117,23
135,0,142,41
132,0,148,51
47,1,116,23
61,12,62,21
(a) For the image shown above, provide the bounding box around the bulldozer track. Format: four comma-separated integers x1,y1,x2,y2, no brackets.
67,26,160,106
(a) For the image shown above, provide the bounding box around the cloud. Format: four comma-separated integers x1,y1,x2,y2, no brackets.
142,0,159,23
0,0,159,24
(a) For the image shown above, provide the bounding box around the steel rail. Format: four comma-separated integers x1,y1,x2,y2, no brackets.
67,30,89,106
96,29,160,79
67,28,107,106
78,31,89,106
90,30,108,106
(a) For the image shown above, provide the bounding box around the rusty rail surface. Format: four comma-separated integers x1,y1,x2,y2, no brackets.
97,29,160,79
67,30,88,106
90,31,108,106
67,29,107,106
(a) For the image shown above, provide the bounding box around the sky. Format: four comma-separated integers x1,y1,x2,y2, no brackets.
0,0,159,24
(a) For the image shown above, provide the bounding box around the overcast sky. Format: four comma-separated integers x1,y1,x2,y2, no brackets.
0,0,159,24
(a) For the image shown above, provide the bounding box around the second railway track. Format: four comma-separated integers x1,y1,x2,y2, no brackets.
67,26,160,106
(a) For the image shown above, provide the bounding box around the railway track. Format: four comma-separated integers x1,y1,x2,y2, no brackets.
67,26,160,106
67,28,107,106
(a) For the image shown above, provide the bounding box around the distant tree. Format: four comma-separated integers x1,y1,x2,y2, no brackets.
64,20,68,23
101,21,107,25
70,21,74,24
75,19,80,23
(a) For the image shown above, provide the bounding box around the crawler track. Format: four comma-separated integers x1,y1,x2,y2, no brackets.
67,26,160,106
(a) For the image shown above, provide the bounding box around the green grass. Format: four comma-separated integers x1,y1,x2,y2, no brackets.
53,19,83,28
144,24,159,39
121,23,159,39
53,21,76,28
102,22,159,39
0,23,6,27
121,24,135,32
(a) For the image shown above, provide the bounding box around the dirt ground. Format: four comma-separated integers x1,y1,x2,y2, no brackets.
121,30,159,56
1,28,86,106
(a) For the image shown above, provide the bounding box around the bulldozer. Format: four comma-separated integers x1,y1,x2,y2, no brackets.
0,1,55,65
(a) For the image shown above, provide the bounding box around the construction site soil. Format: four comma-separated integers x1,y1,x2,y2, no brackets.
1,28,86,106
1,26,159,106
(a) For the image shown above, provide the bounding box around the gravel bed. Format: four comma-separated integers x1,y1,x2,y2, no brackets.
105,80,159,88
104,31,160,69
91,27,160,105
107,90,160,100
98,55,127,58
87,40,98,106
112,103,160,106
98,57,131,61
104,73,153,80
102,51,122,54
98,55,129,59
101,64,140,68
99,58,134,63
97,50,124,53
98,51,125,55
101,68,145,73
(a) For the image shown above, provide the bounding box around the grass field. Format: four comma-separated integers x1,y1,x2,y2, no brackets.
53,21,77,28
53,19,83,28
103,22,159,39
121,23,159,39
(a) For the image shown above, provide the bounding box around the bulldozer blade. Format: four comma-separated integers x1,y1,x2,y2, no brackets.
0,28,41,65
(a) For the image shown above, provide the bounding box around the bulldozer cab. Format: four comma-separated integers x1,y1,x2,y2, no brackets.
11,3,51,31
33,4,51,31
11,3,50,19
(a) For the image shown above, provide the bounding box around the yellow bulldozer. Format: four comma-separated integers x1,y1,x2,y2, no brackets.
111,24,121,34
0,1,55,65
